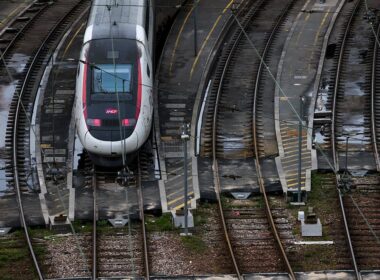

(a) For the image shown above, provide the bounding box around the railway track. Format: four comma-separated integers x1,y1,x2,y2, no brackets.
204,0,298,277
3,0,90,278
91,154,150,278
343,176,380,270
326,0,380,277
4,0,89,193
0,1,47,56
331,0,376,171
371,15,380,170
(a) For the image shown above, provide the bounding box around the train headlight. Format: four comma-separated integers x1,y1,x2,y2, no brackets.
122,118,136,127
87,118,102,127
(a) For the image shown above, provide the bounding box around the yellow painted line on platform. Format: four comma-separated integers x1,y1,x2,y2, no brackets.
172,201,192,211
283,149,308,155
287,182,305,187
169,5,195,74
167,188,193,198
0,3,26,28
62,21,86,59
283,157,310,164
40,143,52,149
189,0,234,80
294,13,311,46
309,7,331,71
168,191,194,206
287,177,306,182
283,141,307,147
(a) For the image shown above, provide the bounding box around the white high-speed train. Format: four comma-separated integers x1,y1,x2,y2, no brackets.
74,0,154,166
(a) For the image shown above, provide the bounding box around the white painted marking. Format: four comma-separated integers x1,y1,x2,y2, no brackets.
44,157,66,163
196,80,211,155
294,75,307,79
55,89,73,95
170,117,185,122
294,241,334,245
165,103,186,109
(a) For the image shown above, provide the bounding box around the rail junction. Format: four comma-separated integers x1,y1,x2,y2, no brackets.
0,0,380,279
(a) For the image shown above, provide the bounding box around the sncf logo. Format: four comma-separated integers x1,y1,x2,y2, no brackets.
106,108,118,114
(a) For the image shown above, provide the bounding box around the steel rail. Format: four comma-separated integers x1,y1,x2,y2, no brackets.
330,0,362,279
137,153,150,279
370,23,380,171
211,0,269,278
0,2,47,59
11,1,88,279
331,0,361,171
92,166,97,280
252,1,297,279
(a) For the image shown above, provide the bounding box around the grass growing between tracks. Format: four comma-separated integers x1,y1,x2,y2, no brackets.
180,235,207,253
281,172,341,271
287,172,336,240
221,195,262,209
0,230,41,280
145,213,174,232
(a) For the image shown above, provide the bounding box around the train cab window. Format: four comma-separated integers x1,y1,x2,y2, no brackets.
92,64,132,94
147,64,150,78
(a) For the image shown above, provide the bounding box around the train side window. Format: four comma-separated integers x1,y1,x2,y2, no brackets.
145,0,150,38
147,64,150,78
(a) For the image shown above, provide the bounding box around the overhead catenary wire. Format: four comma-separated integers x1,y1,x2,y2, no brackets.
227,0,380,250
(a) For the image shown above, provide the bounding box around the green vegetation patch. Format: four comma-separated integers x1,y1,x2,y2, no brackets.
285,172,341,271
145,213,174,232
29,227,54,238
181,235,207,253
193,203,214,226
71,220,93,233
0,232,38,279
0,247,28,264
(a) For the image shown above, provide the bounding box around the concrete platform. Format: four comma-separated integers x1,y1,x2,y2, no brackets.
155,0,234,212
0,0,34,33
274,0,342,193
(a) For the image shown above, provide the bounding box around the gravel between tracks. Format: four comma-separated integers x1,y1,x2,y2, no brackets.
148,204,233,275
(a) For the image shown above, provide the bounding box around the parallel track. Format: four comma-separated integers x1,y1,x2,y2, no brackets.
371,20,380,170
0,1,47,57
91,155,150,278
208,0,297,277
6,1,90,278
330,0,362,278
330,0,380,278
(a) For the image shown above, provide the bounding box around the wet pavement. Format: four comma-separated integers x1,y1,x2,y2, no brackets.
0,0,33,31
313,0,378,171
155,0,233,212
274,0,341,193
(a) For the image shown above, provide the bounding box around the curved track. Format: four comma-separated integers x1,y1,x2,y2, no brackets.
329,0,380,277
208,0,297,277
5,1,90,278
371,20,380,170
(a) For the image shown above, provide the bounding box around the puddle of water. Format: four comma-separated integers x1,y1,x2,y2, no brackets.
345,80,365,96
7,53,29,73
315,91,329,112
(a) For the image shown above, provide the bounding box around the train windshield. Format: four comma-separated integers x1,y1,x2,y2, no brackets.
92,64,132,94
84,38,141,101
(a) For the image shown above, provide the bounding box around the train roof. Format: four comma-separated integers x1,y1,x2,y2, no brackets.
84,0,148,42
